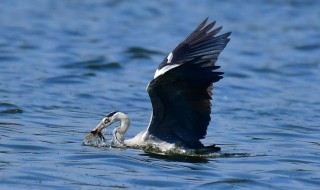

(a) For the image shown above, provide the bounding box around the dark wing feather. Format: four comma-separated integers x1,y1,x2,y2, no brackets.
147,18,231,148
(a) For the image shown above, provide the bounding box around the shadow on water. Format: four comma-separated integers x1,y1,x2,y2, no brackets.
140,151,254,163
141,152,211,163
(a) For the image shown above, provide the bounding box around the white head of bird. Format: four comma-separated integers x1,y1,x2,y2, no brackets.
86,111,130,145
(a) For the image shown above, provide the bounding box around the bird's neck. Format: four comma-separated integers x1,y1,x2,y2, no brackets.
113,112,130,144
116,112,130,133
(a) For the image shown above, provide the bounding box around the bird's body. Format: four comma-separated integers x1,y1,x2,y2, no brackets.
84,18,231,153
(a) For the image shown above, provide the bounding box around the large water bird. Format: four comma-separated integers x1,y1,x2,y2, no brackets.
84,18,231,152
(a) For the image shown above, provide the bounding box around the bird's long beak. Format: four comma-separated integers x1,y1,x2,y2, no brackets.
83,118,112,143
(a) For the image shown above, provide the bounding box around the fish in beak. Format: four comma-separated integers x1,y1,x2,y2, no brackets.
83,117,113,143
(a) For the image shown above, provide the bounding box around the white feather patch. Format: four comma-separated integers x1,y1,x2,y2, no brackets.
167,52,173,63
154,64,179,79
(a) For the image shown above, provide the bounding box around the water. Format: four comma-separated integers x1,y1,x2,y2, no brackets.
1,0,319,189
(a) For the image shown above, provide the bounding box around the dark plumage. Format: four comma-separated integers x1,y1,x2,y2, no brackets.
146,18,231,149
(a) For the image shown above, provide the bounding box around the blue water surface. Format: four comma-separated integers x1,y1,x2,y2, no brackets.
0,0,320,189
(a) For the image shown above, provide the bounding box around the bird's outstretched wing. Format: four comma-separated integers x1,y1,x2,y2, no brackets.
146,18,231,148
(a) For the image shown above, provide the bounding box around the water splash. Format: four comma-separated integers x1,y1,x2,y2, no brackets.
82,132,254,159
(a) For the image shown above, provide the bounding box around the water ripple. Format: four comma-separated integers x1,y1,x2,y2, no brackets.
0,103,23,114
294,43,320,51
125,46,164,59
62,56,122,70
0,0,319,189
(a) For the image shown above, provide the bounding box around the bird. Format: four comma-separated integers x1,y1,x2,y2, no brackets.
84,18,231,153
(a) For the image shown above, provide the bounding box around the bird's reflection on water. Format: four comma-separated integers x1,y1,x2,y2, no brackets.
141,152,255,163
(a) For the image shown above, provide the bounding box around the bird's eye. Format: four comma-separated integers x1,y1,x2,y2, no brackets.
103,118,110,124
